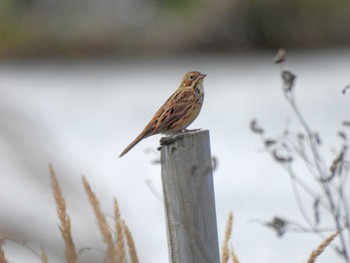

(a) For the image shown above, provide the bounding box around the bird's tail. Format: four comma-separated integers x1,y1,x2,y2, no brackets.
119,133,146,158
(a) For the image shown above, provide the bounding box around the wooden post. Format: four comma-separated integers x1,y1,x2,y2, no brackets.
160,130,220,263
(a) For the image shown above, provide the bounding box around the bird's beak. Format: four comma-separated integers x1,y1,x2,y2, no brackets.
199,73,207,79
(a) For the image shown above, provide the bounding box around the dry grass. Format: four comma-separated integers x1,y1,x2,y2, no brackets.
221,211,239,263
49,165,139,263
0,246,7,263
123,221,139,263
230,246,239,263
221,211,233,263
50,164,77,263
307,231,339,263
114,198,126,263
219,211,337,263
2,165,339,263
41,249,49,263
1,166,139,263
82,176,117,263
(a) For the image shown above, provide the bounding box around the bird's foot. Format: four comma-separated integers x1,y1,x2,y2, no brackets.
181,128,202,133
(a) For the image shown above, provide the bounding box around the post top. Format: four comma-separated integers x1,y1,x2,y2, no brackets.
159,129,209,146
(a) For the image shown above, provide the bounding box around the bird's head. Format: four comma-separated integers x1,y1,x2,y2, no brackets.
181,71,206,88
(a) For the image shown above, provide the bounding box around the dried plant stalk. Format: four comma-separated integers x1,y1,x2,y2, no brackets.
82,176,116,263
0,246,7,263
230,246,239,263
50,164,77,263
221,211,233,263
41,249,49,263
114,198,126,263
123,221,139,263
307,231,339,263
252,49,350,261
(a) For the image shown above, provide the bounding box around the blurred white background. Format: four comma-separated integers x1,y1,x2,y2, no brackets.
0,49,349,262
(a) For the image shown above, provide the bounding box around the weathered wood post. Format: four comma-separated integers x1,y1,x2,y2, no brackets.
160,130,220,263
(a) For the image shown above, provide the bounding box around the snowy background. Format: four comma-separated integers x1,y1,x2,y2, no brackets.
0,50,349,262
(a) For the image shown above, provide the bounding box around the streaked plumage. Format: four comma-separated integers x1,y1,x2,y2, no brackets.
119,71,206,157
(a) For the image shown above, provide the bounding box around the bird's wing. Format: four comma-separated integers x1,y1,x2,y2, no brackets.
142,89,197,136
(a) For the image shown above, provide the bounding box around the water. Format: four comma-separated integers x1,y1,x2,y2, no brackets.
0,50,349,262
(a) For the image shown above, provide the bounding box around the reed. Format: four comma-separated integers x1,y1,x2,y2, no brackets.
50,164,77,263
0,246,6,263
123,221,139,263
82,176,117,263
41,249,49,263
307,232,339,263
220,211,239,263
114,198,126,263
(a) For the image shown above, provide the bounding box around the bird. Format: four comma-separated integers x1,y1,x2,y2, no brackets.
119,71,206,157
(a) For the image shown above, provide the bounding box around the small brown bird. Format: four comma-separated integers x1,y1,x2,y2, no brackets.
119,71,206,157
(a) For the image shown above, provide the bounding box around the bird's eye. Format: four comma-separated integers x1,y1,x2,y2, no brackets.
189,75,194,80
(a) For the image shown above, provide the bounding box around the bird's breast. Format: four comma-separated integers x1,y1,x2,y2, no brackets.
194,82,205,103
